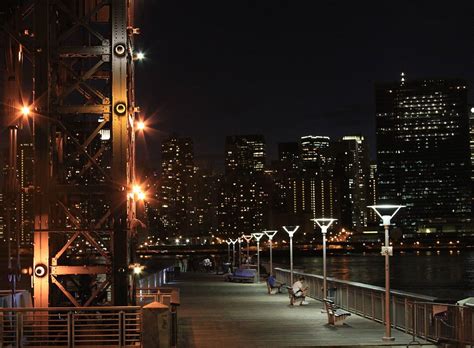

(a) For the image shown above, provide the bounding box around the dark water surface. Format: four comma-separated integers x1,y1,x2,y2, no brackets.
272,250,474,301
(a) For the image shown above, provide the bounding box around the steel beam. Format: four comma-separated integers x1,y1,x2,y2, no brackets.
33,0,51,309
30,0,136,307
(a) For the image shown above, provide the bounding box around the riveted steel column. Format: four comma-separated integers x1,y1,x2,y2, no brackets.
33,0,51,308
111,0,131,306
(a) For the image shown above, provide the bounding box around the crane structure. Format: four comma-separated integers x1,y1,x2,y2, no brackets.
1,0,139,307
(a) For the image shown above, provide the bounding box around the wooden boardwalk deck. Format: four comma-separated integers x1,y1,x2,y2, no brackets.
173,272,436,347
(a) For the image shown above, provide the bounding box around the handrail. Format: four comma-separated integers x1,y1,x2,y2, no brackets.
273,266,473,345
274,266,437,301
0,305,142,347
0,305,141,312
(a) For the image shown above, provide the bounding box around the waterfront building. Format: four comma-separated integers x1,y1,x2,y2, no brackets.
470,106,474,182
367,162,378,225
18,142,33,246
158,136,195,238
225,135,265,174
218,135,267,237
334,136,370,233
375,76,472,233
300,135,330,171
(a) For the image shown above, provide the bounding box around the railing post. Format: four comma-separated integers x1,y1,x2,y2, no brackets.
68,311,75,348
16,312,22,348
119,311,125,347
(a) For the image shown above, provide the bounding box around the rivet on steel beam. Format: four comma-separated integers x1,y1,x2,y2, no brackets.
115,103,127,115
114,44,126,57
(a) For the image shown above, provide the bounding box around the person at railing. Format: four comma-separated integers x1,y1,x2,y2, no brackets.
292,276,309,305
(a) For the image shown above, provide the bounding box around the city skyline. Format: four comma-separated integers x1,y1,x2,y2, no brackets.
135,0,474,164
138,73,474,170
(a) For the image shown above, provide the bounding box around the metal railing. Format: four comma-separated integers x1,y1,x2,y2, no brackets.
0,306,141,347
274,267,474,345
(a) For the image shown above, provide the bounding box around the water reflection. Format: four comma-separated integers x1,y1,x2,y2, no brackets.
274,250,474,300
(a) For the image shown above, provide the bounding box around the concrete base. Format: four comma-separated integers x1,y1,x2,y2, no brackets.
382,336,395,341
142,301,170,348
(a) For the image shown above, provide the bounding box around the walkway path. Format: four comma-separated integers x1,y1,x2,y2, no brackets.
172,272,435,347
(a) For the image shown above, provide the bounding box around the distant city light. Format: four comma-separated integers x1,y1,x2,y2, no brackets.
136,52,145,60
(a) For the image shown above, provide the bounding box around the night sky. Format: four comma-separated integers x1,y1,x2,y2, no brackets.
135,0,474,169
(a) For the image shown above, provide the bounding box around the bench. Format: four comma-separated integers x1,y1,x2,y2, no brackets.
323,299,351,325
266,278,285,294
226,268,256,283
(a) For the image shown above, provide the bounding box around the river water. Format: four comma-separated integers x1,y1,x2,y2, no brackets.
271,250,474,301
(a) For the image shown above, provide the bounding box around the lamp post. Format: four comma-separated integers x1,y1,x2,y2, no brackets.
282,226,299,285
225,239,231,264
242,234,252,262
238,238,242,267
252,233,264,283
230,239,238,269
263,230,277,275
312,218,337,302
368,204,404,341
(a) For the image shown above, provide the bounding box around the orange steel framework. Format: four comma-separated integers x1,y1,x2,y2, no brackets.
2,0,138,307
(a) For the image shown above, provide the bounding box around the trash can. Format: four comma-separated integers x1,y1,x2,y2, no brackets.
174,266,181,276
165,269,174,283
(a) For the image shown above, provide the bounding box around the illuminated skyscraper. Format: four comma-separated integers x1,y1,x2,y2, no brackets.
376,77,471,233
470,106,474,182
219,135,267,237
18,142,34,245
300,135,330,170
225,135,265,174
334,135,370,232
159,136,194,237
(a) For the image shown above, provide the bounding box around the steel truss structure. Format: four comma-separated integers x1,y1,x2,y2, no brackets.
2,0,138,307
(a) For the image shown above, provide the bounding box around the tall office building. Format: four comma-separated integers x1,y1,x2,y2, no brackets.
376,77,472,233
334,136,370,232
219,135,267,237
18,142,34,245
278,142,300,172
225,135,265,174
300,135,330,170
367,163,378,225
470,106,474,182
158,136,195,238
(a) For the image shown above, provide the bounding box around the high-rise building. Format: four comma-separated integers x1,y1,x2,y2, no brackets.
219,135,267,237
300,135,330,170
225,135,265,174
470,106,474,182
158,136,194,238
333,135,370,232
18,142,33,245
376,77,472,233
278,142,300,172
367,162,378,225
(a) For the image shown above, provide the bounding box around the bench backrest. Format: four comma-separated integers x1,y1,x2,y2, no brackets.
323,300,336,314
234,268,256,277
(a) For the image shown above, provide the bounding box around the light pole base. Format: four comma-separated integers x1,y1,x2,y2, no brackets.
382,336,395,342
